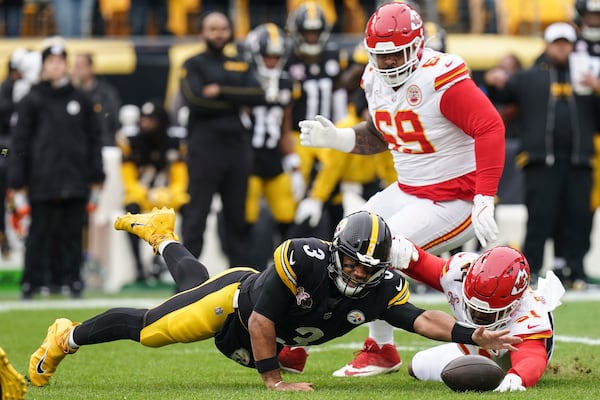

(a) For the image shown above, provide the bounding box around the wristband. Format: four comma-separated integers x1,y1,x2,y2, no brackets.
451,323,477,345
255,356,280,373
336,127,356,152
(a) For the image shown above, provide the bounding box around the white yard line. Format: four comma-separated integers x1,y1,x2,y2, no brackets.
1,290,599,312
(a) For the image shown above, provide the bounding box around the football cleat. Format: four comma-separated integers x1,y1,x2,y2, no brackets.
278,346,309,374
28,318,80,387
0,347,27,400
332,338,402,377
114,207,179,254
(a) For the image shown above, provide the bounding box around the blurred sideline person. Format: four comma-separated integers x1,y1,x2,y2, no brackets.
284,1,350,240
27,208,521,391
71,52,122,147
485,23,599,289
0,49,26,258
296,2,505,376
391,238,564,392
0,347,26,400
243,22,305,269
8,38,105,299
178,11,265,265
116,100,189,283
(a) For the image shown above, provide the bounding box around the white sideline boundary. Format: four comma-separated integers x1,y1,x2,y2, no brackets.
1,290,599,313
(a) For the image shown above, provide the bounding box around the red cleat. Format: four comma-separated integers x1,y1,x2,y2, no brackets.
332,338,402,377
278,346,309,374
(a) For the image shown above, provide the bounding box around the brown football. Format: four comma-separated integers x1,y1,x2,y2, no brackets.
440,355,505,392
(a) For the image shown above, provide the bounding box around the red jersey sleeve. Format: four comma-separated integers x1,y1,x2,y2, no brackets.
439,79,505,196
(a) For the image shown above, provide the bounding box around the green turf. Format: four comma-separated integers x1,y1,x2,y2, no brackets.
0,298,598,399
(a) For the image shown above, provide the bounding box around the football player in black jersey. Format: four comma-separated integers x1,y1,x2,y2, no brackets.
243,22,305,269
28,208,522,391
284,2,350,240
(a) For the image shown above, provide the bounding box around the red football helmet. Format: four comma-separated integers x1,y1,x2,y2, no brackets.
462,246,530,330
364,2,425,87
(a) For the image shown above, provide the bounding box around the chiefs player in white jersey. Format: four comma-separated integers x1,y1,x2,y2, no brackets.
395,241,564,392
298,2,506,377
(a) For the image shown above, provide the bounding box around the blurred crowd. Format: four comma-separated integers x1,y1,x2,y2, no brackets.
0,0,581,38
0,0,599,300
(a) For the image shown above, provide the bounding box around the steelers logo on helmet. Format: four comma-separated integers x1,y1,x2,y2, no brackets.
328,211,392,298
364,2,425,88
461,246,530,331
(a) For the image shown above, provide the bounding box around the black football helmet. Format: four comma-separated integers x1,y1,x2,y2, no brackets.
286,2,331,57
244,22,291,85
329,211,392,298
575,0,600,41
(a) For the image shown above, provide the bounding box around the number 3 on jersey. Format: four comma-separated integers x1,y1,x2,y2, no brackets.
374,109,434,154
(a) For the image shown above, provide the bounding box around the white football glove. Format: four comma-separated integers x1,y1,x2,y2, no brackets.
390,236,419,270
289,171,306,202
494,373,526,392
281,153,306,202
298,115,355,152
471,194,499,248
294,198,323,227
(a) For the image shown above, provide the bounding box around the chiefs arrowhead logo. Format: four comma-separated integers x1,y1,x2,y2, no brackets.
511,268,529,296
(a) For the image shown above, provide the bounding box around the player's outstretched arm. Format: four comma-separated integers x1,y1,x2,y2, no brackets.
412,310,522,350
248,311,314,391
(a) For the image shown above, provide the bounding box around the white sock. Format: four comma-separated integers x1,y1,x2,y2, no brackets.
368,320,395,346
68,328,80,349
158,240,178,255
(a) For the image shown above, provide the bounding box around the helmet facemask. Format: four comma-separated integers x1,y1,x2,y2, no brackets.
366,35,423,88
328,244,389,298
461,284,520,331
328,211,392,298
364,2,425,88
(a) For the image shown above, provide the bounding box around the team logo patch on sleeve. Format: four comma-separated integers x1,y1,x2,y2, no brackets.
296,287,313,309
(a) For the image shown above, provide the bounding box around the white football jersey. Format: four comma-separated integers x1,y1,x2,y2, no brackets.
439,252,562,360
362,48,475,187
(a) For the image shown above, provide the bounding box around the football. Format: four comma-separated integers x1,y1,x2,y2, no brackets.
440,355,505,392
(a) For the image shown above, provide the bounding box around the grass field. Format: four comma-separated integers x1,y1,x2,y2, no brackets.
0,292,598,400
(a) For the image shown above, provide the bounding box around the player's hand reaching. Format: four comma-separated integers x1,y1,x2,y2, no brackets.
390,236,418,270
471,326,522,351
299,115,355,152
471,194,498,248
494,373,526,392
270,381,314,391
294,198,323,228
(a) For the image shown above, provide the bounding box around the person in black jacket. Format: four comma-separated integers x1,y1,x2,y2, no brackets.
8,39,105,299
178,11,265,265
71,52,122,147
484,22,600,288
0,50,24,258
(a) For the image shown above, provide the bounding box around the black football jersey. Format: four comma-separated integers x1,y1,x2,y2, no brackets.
250,75,294,178
284,43,349,126
237,237,411,346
